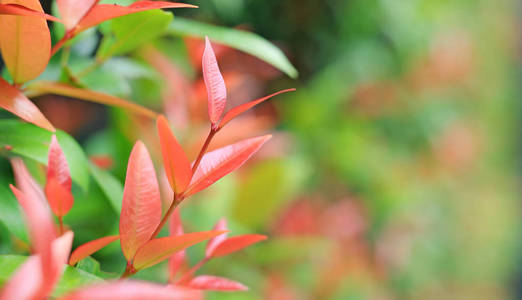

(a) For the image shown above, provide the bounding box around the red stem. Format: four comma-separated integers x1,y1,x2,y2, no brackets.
191,127,218,174
176,257,209,284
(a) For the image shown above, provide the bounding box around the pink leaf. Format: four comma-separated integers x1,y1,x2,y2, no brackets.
219,89,296,128
169,209,186,280
119,141,162,261
0,77,55,131
133,231,226,270
59,281,203,300
45,135,73,216
10,157,46,205
157,115,192,194
57,0,98,29
186,275,248,291
202,37,227,125
44,231,74,297
205,218,228,258
76,1,197,33
185,135,271,196
69,235,120,265
0,256,43,300
210,234,267,258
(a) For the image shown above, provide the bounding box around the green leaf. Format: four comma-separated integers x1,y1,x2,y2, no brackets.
97,10,173,59
0,120,89,191
53,265,104,297
89,163,123,213
167,18,298,78
0,255,26,286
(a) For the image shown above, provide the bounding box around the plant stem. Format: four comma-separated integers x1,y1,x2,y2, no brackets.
51,31,73,57
191,127,218,174
176,257,209,284
120,262,137,279
58,216,64,235
150,193,181,239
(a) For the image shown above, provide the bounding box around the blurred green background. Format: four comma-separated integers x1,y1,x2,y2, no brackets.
1,0,521,299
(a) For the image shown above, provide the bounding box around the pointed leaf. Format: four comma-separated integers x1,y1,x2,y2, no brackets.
69,235,119,266
219,89,296,128
185,135,271,196
0,78,54,131
76,1,197,33
0,0,51,83
57,0,98,30
157,115,191,194
210,234,267,258
205,218,228,257
133,231,226,270
186,275,248,291
46,135,74,216
45,178,74,217
0,3,62,22
10,157,46,205
26,81,157,118
202,37,227,125
59,281,202,300
44,231,74,297
119,141,162,260
0,255,43,300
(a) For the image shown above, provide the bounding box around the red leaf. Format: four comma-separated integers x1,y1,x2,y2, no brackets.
210,234,267,258
9,185,56,286
0,78,55,131
69,235,120,265
0,255,43,300
0,0,51,84
45,135,73,216
57,0,98,29
76,1,197,33
133,230,226,270
185,135,271,196
45,178,74,217
157,115,192,194
205,218,228,257
119,141,162,261
186,275,248,291
219,89,296,128
0,4,62,22
169,209,187,280
59,281,203,300
202,37,227,125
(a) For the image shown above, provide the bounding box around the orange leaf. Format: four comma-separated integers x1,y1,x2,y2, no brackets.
202,37,227,125
119,141,162,261
69,235,119,265
186,275,248,291
0,3,62,22
210,234,267,258
219,88,296,128
59,281,203,300
45,178,74,217
27,81,158,119
75,1,197,33
205,218,228,257
185,135,271,196
0,78,54,131
157,115,192,194
57,0,98,30
133,230,226,270
0,0,51,84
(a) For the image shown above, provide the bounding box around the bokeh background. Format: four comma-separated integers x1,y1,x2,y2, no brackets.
1,0,521,299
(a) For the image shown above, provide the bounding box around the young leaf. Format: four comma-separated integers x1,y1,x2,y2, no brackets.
202,37,227,125
186,275,248,291
119,141,162,261
185,135,272,196
75,1,197,34
167,18,298,78
69,235,120,266
10,158,46,205
0,0,51,84
157,115,191,194
0,78,55,131
46,135,74,216
0,3,62,22
57,0,98,30
44,231,74,297
59,281,202,300
205,218,228,258
133,231,226,270
219,89,296,128
169,209,186,280
0,255,43,300
26,81,158,118
210,234,267,258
